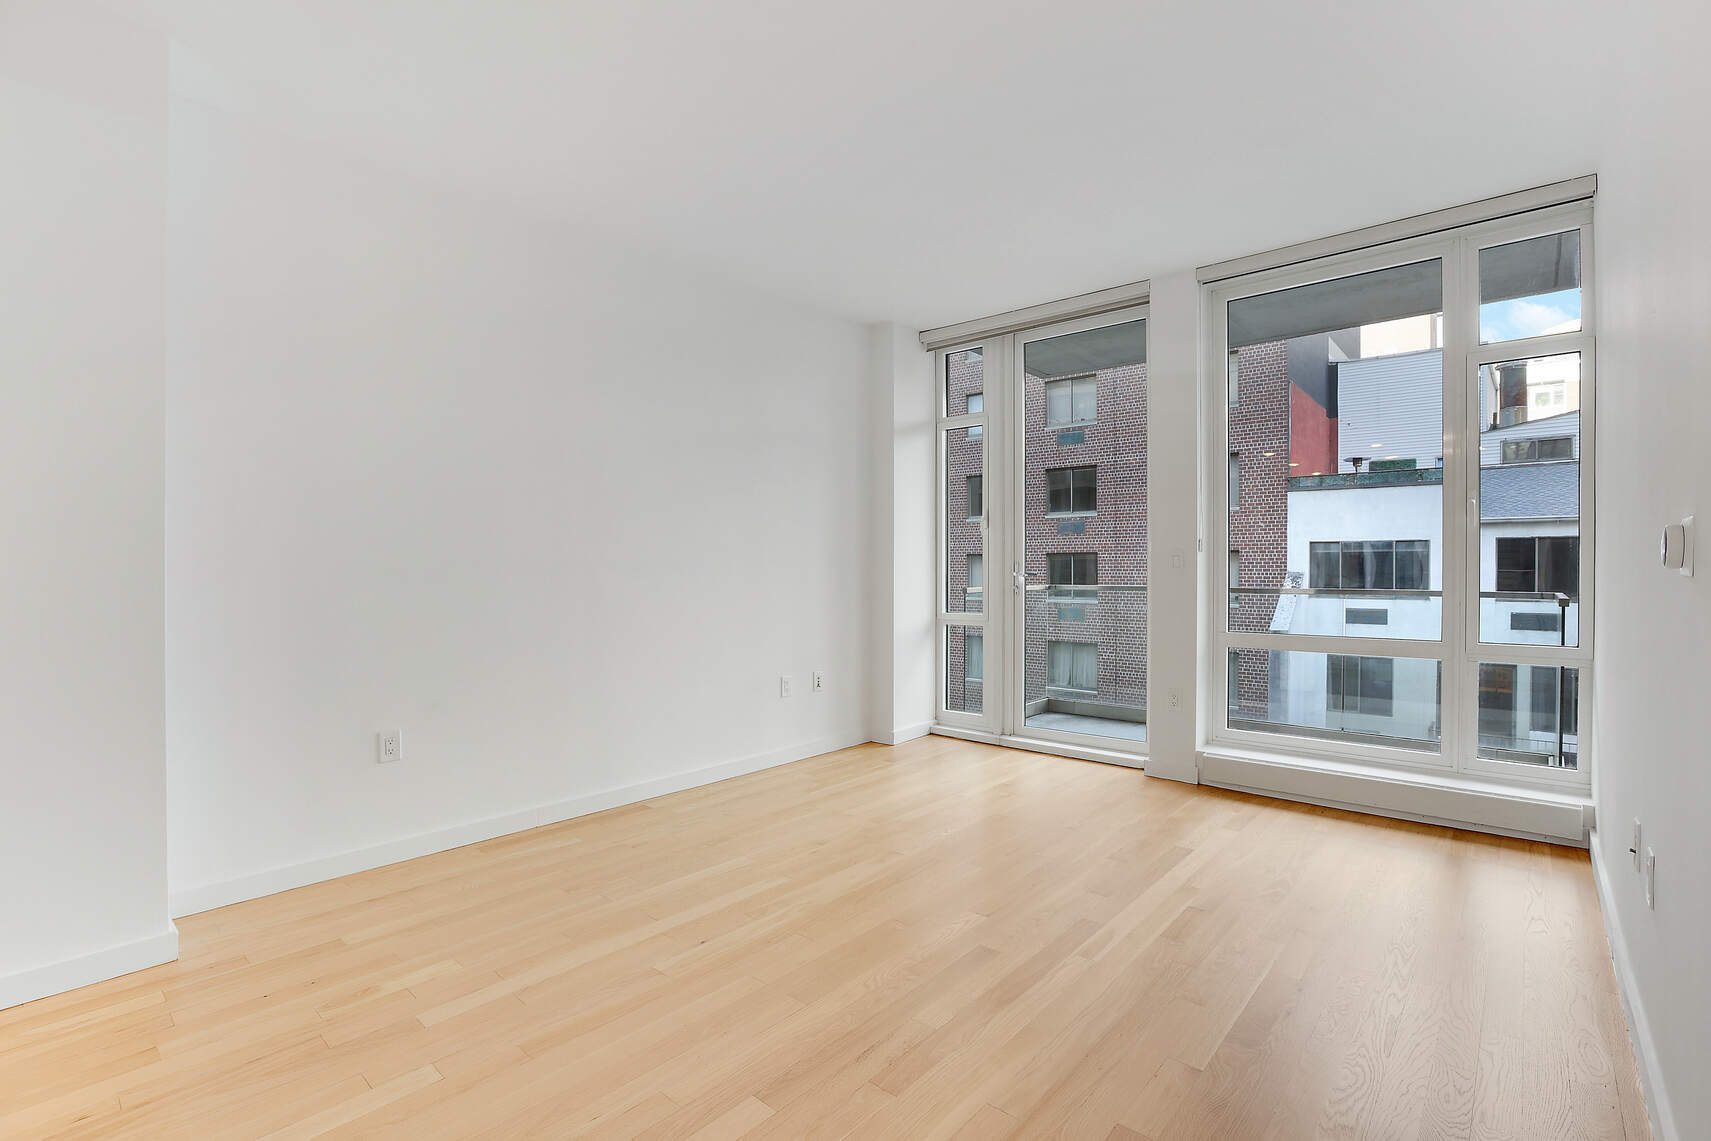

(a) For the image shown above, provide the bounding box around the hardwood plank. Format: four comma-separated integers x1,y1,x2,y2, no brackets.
0,738,1649,1140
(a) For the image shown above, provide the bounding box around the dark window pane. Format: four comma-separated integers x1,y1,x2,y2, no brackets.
1530,665,1558,733
967,475,983,519
1539,436,1573,460
1495,537,1536,592
1360,658,1394,716
1395,540,1430,590
1538,536,1580,597
1310,543,1340,588
1046,469,1070,514
1073,467,1097,512
1478,664,1517,738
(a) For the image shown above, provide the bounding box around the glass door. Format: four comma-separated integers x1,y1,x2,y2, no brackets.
1009,310,1149,756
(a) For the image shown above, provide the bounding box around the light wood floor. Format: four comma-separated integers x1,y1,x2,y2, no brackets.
0,737,1649,1140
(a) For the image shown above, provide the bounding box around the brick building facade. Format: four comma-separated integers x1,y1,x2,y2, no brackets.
941,348,1150,724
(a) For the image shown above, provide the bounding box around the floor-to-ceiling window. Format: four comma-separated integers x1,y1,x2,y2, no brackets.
1207,203,1593,787
934,310,1150,759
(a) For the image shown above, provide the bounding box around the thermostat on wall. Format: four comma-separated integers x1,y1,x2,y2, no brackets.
1661,515,1694,576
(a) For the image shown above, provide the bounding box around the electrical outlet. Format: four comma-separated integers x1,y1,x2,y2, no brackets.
812,671,825,693
378,729,403,764
780,675,793,698
1168,690,1181,710
1645,848,1656,909
1632,819,1643,871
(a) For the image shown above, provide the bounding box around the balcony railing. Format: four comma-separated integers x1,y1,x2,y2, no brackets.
1228,586,1574,646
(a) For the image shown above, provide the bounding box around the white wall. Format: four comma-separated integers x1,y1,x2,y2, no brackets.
1586,5,1711,1134
866,324,935,744
0,1,176,1007
166,93,877,914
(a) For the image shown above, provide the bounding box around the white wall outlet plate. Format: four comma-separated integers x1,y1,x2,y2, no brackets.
378,729,403,764
779,675,792,698
1632,818,1643,871
1645,847,1656,908
812,671,825,693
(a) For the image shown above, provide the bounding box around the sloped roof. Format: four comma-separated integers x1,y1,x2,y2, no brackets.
1480,461,1579,520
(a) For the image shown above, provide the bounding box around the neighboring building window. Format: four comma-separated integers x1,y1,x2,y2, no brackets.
1228,550,1241,608
968,392,983,438
967,554,983,599
1308,540,1430,591
1495,536,1579,596
1327,655,1394,717
1045,466,1097,514
1047,641,1097,693
1227,649,1239,711
1477,663,1517,739
966,475,983,520
1511,611,1560,632
1345,607,1389,625
1047,552,1098,600
1227,351,1240,406
1501,435,1572,463
1045,376,1097,427
1227,453,1241,509
966,633,983,683
1529,664,1558,732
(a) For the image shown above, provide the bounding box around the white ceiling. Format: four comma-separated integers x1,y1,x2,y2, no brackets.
151,0,1628,328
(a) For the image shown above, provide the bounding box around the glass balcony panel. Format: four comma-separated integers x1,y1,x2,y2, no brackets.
1227,648,1442,753
1476,663,1579,769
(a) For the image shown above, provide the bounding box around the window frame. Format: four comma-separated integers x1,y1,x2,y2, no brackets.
935,340,997,734
1204,202,1595,791
1043,465,1098,517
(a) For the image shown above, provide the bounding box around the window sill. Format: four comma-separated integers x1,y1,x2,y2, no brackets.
1046,420,1097,431
1044,511,1098,519
1197,743,1592,844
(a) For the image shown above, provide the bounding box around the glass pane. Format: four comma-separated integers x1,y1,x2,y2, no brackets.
1479,231,1582,344
1477,663,1579,769
1227,649,1442,752
944,347,984,418
1227,260,1444,642
1022,318,1147,745
943,426,983,613
944,626,983,714
1477,353,1581,646
1046,381,1071,426
1071,378,1098,424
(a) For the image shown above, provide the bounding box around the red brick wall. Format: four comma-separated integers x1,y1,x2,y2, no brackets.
1227,342,1294,715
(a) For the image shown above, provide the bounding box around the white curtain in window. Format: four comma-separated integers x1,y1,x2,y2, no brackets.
1049,642,1097,691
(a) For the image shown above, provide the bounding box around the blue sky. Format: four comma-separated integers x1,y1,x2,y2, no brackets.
1479,288,1581,343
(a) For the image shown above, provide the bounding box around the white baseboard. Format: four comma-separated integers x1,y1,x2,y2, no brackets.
0,924,179,1012
169,732,860,919
1589,832,1676,1141
872,721,933,746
